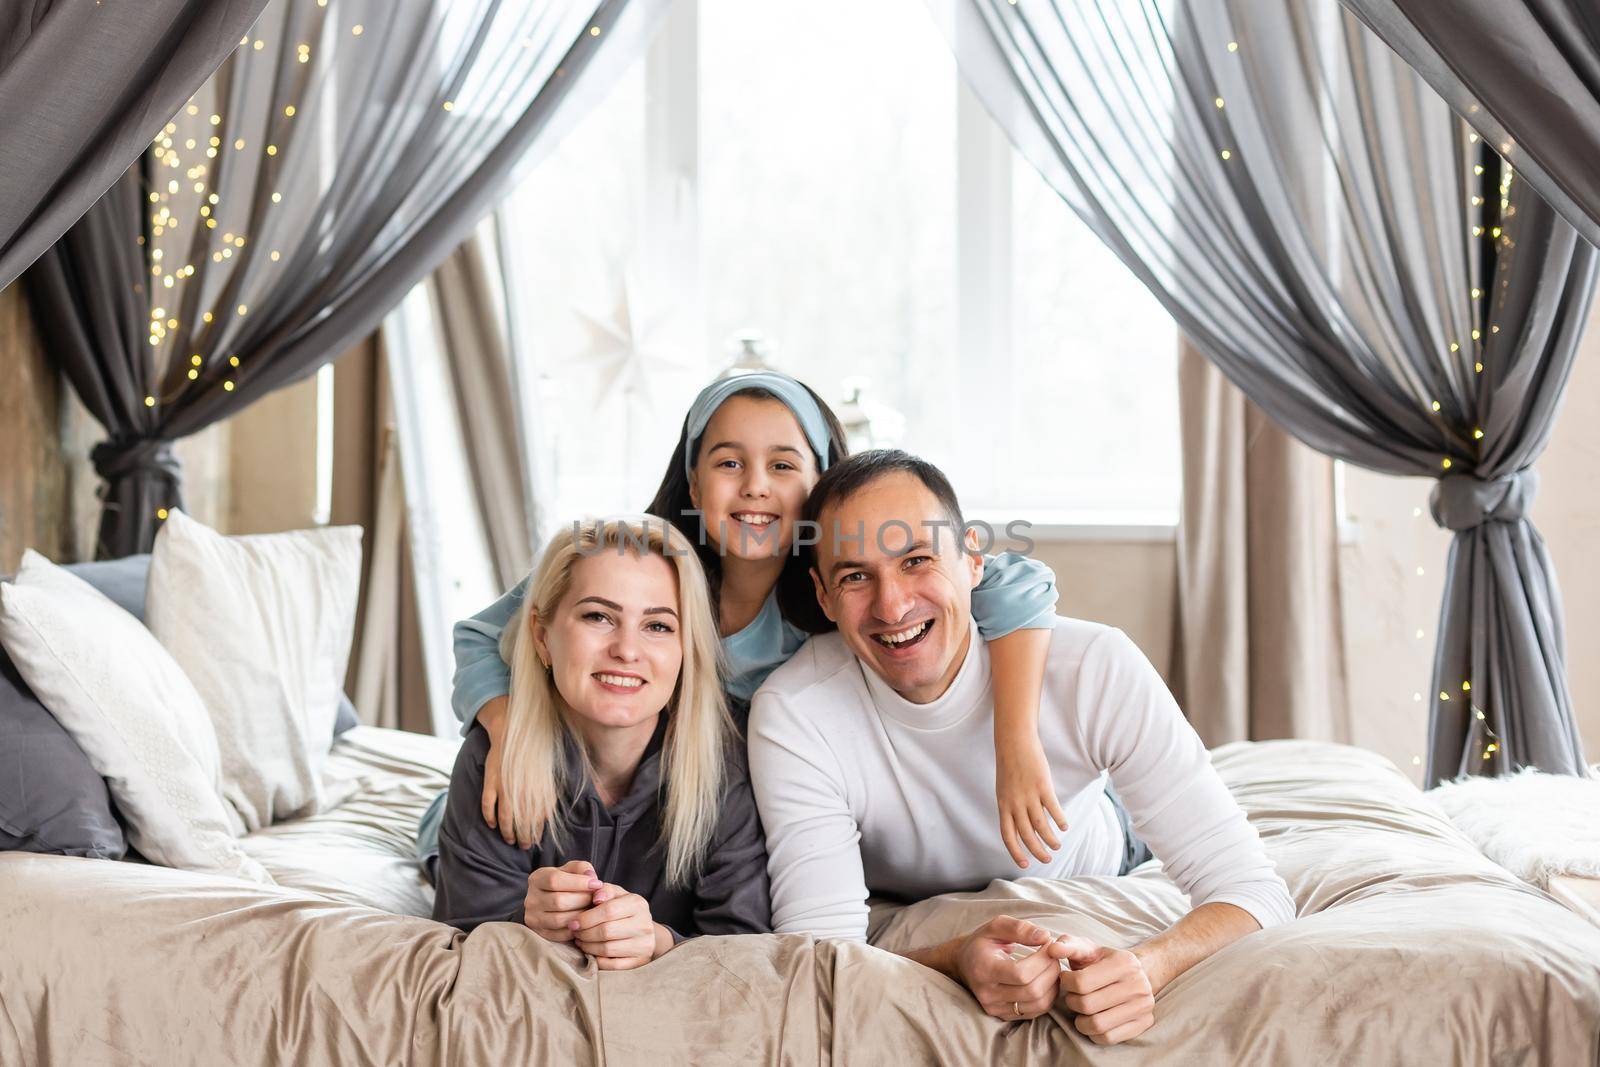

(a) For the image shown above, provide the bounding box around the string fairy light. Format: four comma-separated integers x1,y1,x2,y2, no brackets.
134,26,417,438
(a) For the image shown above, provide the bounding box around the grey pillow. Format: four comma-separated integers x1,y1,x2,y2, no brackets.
0,559,137,858
0,651,127,857
334,695,360,735
1,553,362,858
65,554,152,620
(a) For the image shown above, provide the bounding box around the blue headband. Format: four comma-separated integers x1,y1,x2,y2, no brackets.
683,372,833,480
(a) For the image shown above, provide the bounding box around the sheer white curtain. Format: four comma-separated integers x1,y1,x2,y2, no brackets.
382,278,501,738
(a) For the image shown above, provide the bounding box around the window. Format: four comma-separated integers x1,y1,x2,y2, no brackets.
498,0,1179,526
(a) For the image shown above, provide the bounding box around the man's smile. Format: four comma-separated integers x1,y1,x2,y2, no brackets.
871,618,935,652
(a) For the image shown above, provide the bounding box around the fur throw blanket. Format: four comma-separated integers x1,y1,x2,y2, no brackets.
1430,766,1600,888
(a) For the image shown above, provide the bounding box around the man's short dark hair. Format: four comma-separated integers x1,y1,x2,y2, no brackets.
801,449,966,562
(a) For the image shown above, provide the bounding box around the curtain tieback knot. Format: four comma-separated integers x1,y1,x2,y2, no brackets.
1429,469,1538,531
90,437,182,488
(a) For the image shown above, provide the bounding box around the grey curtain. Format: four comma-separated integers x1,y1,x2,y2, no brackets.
0,0,271,289
1175,339,1348,748
1340,1,1600,252
23,0,667,558
934,0,1596,784
426,232,539,590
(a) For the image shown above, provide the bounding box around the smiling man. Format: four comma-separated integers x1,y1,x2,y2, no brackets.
746,450,1295,1045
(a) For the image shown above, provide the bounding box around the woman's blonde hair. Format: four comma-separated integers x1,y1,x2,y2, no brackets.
496,516,732,887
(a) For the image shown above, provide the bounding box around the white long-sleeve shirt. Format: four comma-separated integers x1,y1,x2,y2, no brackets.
747,616,1296,941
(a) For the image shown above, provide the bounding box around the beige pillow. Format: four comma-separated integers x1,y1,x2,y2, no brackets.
146,510,363,831
0,551,270,882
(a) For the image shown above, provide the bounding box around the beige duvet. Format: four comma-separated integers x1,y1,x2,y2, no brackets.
1,727,1596,1066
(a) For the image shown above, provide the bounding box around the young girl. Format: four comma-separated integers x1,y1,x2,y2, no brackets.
451,371,1070,869
421,517,770,963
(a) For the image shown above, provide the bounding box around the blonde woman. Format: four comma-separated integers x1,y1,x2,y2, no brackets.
419,517,770,964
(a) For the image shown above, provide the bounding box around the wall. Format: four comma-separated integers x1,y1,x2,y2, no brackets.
228,374,320,534
0,284,66,572
1032,539,1177,684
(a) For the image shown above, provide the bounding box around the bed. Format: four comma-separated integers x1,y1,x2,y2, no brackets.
2,727,1596,1066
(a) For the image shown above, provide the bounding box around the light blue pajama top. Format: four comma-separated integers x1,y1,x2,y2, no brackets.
449,551,1059,732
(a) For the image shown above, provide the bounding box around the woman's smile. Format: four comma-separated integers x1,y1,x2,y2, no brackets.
593,671,646,693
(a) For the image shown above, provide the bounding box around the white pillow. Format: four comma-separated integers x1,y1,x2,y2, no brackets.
0,551,271,883
146,509,362,831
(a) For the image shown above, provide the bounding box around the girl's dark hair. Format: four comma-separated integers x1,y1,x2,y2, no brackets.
644,381,850,635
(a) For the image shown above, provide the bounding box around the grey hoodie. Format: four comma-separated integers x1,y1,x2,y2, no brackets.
428,718,771,940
